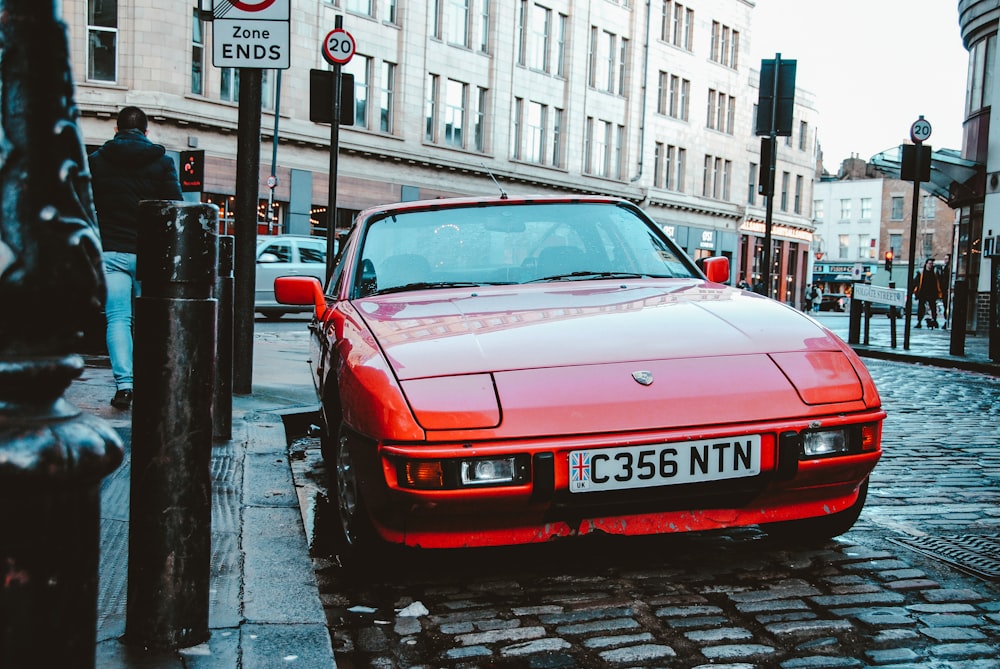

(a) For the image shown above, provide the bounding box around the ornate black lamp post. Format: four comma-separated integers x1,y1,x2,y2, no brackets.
0,2,124,667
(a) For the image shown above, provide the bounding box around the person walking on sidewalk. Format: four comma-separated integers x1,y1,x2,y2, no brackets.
913,258,943,329
89,106,183,409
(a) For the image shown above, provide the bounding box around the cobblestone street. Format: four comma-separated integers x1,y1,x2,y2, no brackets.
291,358,1000,669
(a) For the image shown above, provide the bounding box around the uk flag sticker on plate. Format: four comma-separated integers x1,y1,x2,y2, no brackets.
569,451,591,491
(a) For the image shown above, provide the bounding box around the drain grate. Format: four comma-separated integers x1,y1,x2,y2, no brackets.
889,534,1000,581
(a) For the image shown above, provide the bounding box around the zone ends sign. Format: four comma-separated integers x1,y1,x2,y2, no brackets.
212,0,290,69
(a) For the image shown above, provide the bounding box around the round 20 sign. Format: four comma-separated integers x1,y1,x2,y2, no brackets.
323,28,356,66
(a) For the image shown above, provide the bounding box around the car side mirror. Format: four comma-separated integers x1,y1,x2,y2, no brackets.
258,252,280,263
702,256,730,284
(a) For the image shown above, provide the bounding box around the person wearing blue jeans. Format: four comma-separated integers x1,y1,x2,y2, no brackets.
89,106,182,409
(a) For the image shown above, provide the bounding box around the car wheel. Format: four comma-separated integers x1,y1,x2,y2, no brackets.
260,310,284,321
330,425,381,563
762,479,868,542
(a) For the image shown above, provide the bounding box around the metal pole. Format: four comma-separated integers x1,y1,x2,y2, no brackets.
903,143,922,350
214,235,235,440
0,3,123,666
126,201,218,650
761,54,781,298
326,14,344,280
233,68,263,395
267,69,282,233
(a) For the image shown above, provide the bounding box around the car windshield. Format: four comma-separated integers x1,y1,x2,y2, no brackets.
353,201,697,297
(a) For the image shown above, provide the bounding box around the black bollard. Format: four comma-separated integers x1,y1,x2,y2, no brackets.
0,2,124,667
124,200,218,650
214,235,234,440
950,280,967,357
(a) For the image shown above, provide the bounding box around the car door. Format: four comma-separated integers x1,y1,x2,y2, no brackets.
255,237,294,306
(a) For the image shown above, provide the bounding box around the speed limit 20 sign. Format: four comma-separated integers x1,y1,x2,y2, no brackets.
323,28,356,65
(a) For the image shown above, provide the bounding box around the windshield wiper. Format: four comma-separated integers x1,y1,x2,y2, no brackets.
372,281,486,295
526,271,650,283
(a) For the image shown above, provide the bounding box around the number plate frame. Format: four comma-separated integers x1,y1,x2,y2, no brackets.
568,436,762,493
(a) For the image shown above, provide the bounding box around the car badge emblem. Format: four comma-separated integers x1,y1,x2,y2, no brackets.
632,370,653,386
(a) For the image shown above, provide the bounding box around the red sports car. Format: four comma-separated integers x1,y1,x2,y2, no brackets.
276,195,884,557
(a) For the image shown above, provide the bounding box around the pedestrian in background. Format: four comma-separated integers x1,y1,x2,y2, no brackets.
89,106,183,409
736,272,751,291
913,258,943,329
807,284,822,313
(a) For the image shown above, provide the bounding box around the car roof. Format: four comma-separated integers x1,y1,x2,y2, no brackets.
354,194,631,221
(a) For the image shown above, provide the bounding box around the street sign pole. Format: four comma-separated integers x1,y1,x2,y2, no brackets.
321,18,355,278
903,116,932,351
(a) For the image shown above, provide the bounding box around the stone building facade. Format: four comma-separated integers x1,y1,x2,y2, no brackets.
66,0,819,304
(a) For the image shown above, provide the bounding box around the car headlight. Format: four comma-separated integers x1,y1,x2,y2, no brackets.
399,455,530,490
802,430,848,457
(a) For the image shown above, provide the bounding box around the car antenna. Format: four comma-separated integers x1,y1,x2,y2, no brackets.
482,163,508,199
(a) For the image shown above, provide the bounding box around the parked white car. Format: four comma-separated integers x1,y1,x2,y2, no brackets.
255,234,332,319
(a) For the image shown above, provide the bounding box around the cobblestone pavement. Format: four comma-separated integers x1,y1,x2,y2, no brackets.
290,359,1000,669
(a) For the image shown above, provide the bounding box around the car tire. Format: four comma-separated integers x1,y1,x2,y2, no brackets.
329,424,382,566
762,479,868,542
260,310,284,321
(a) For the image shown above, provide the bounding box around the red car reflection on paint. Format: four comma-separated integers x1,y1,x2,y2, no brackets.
275,195,884,559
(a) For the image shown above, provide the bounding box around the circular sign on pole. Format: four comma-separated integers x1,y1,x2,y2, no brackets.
322,28,356,65
910,116,932,144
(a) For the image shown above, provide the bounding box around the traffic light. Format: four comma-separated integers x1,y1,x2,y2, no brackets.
884,250,893,272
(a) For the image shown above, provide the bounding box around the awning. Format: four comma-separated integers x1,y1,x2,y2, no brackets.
869,146,983,208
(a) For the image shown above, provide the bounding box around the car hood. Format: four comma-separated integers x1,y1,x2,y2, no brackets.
355,280,841,378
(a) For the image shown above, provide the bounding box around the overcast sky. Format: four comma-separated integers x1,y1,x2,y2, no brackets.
748,0,968,170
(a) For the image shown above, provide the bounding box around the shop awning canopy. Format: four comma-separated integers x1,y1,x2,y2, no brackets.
870,146,983,208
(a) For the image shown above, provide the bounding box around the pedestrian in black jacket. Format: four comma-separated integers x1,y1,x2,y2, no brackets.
913,258,943,329
89,106,183,409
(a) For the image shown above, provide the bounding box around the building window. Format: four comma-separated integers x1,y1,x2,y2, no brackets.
589,27,624,94
344,0,373,17
780,171,790,211
585,117,612,177
838,234,849,260
922,194,936,219
525,101,546,163
799,121,808,151
516,1,527,65
444,78,467,148
551,108,563,167
614,124,626,180
425,74,439,142
473,86,487,152
860,197,872,220
388,0,399,24
512,97,523,160
528,3,551,72
379,61,396,133
890,196,904,220
446,0,470,47
654,142,664,187
889,233,902,256
702,155,727,199
669,146,685,192
859,234,872,259
555,13,567,76
221,68,239,102
191,10,205,95
921,232,934,258
794,175,803,214
344,55,371,128
261,69,277,111
87,0,118,83
479,0,490,52
748,162,757,205
840,198,852,221
706,89,734,133
710,22,738,68
814,200,824,220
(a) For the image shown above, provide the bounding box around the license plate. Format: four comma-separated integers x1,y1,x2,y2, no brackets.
568,436,762,493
